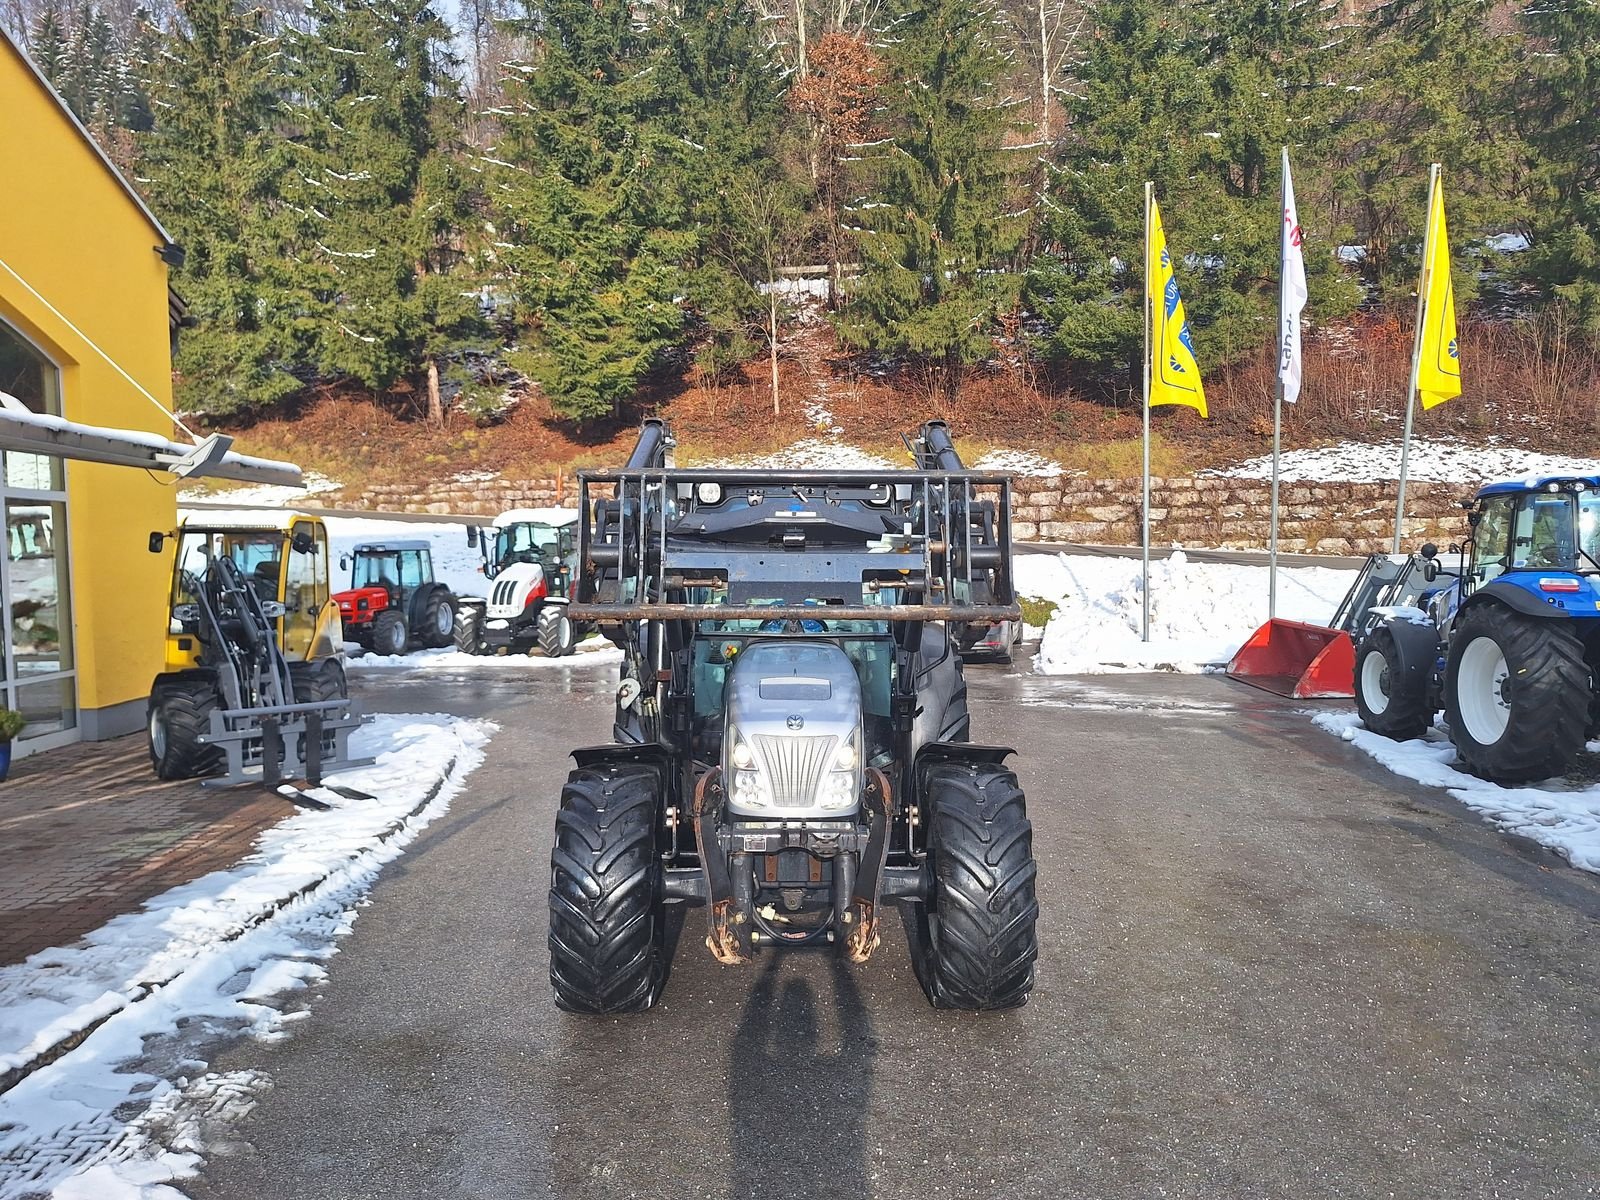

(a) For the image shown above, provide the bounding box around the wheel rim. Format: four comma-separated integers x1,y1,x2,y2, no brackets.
150,709,167,758
1360,651,1391,715
559,615,572,649
1457,635,1512,745
436,604,453,636
389,621,405,652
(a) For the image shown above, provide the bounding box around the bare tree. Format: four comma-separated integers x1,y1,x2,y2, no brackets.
996,0,1090,144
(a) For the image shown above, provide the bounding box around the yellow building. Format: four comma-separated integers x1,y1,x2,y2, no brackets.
0,28,181,754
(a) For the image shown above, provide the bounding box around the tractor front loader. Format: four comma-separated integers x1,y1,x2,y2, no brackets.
147,514,371,789
546,418,1039,1014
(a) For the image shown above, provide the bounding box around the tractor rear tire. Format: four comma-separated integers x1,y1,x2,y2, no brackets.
917,761,1038,1011
548,764,666,1014
1445,605,1589,784
421,591,456,649
538,606,575,658
1354,627,1431,741
371,609,408,656
148,680,223,780
453,604,484,654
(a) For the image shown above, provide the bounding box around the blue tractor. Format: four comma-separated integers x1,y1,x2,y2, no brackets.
1353,475,1600,784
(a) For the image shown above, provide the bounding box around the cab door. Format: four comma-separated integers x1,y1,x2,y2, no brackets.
282,519,330,661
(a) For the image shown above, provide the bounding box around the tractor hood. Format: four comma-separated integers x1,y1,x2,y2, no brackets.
486,561,546,618
724,640,862,818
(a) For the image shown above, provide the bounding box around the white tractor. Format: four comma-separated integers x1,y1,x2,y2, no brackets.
454,508,582,656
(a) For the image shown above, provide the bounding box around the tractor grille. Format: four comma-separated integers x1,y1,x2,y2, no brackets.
753,734,837,808
492,579,522,608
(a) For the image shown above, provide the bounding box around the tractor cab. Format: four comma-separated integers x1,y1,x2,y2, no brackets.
1461,476,1600,609
486,510,578,582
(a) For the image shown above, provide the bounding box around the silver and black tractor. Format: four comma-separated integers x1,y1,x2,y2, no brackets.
547,419,1039,1013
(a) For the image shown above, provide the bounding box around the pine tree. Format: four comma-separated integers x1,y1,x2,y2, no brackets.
29,4,69,90
143,0,304,414
491,0,692,423
836,0,1026,393
286,0,486,423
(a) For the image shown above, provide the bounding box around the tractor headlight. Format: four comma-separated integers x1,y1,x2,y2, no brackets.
727,730,770,808
697,482,723,505
732,739,754,769
818,734,860,811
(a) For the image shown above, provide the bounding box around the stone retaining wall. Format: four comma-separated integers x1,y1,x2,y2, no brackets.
1013,476,1470,554
328,472,1473,554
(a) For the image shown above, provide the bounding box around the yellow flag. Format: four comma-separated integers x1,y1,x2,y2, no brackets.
1416,171,1461,410
1147,198,1208,417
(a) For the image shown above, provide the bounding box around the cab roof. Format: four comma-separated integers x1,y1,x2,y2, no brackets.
492,507,578,529
352,540,431,552
177,510,316,533
1477,474,1600,499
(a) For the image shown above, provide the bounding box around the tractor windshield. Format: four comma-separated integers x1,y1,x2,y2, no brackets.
172,529,284,607
493,523,564,573
1503,492,1600,573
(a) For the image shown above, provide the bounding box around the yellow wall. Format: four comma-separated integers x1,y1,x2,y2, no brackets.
0,35,177,723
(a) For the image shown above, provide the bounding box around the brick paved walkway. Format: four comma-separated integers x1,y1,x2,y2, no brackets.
0,736,289,968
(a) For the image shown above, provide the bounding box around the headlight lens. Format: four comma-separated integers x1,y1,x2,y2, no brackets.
835,740,856,771
732,740,754,769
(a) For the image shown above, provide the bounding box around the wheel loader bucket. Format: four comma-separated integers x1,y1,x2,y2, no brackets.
1226,619,1355,699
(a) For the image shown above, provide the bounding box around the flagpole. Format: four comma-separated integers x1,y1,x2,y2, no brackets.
1394,162,1439,554
1142,181,1153,643
1270,148,1287,619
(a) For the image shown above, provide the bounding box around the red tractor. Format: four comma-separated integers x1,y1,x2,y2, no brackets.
334,541,459,656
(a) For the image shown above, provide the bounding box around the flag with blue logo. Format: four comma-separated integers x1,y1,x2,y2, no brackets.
1416,171,1461,410
1146,197,1208,417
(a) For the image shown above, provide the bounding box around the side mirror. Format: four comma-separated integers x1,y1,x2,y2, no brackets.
148,531,166,553
1421,558,1440,582
467,526,479,548
339,553,349,571
290,530,315,555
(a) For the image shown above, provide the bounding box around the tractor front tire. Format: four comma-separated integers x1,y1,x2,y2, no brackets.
148,680,223,780
453,604,484,655
291,658,347,704
538,606,576,658
1354,627,1431,741
548,764,666,1014
916,761,1038,1011
371,609,408,656
1445,605,1589,784
421,591,456,649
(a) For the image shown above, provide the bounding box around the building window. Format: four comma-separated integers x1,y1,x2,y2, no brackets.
0,319,75,750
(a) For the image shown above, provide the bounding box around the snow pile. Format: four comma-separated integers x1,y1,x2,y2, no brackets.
704,438,898,471
178,471,342,508
1315,712,1600,873
347,638,622,671
970,449,1064,478
1213,438,1600,484
1018,551,1355,674
0,714,491,1200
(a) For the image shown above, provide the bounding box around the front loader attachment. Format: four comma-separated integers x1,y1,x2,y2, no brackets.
1226,619,1354,698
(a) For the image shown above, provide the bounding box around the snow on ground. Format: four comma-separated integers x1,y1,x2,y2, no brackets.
1018,551,1356,675
346,638,622,670
970,449,1064,478
0,715,491,1200
1212,438,1600,483
1315,712,1600,874
704,438,898,471
177,471,341,508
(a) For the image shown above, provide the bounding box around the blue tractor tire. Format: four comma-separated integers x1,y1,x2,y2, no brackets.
1444,605,1589,784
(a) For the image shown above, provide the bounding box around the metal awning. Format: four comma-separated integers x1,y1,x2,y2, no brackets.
0,401,302,487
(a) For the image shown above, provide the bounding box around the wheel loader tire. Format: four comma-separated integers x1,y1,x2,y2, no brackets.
421,590,456,649
453,604,484,654
917,761,1038,1011
148,680,223,780
290,659,347,703
1354,627,1431,741
538,605,575,658
371,609,408,656
1445,605,1589,785
548,764,666,1014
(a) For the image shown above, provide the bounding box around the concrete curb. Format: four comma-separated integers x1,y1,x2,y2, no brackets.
0,757,460,1099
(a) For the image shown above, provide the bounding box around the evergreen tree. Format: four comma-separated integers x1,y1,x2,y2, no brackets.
287,0,486,423
836,0,1025,392
29,4,70,90
1523,0,1600,330
143,0,304,414
491,0,698,422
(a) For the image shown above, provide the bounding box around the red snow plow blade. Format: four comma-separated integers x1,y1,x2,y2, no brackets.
1226,619,1354,699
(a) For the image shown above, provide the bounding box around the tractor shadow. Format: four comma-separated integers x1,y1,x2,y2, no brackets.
727,954,877,1200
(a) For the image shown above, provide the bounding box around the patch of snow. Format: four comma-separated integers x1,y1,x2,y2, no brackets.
970,449,1064,478
705,439,898,471
178,472,341,508
1485,232,1530,253
1367,604,1435,627
346,639,622,671
1314,711,1600,873
0,715,491,1199
1020,550,1355,675
1212,439,1600,484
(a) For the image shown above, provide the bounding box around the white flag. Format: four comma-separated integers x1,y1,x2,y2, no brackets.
1279,147,1308,404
